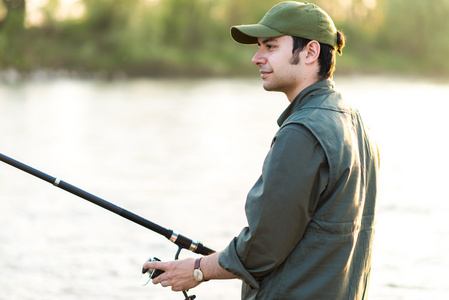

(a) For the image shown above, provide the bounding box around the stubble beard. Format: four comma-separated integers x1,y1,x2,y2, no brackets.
262,72,298,95
262,53,301,93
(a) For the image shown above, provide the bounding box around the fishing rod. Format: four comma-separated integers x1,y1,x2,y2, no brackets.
0,152,215,300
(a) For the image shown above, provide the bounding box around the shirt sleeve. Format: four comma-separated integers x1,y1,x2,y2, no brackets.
218,124,329,288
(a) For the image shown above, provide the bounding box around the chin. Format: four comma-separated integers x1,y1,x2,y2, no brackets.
262,81,272,90
262,82,278,92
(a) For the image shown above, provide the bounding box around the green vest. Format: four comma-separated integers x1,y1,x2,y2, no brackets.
243,80,379,299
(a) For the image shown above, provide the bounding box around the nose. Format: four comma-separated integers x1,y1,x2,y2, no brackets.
252,48,266,66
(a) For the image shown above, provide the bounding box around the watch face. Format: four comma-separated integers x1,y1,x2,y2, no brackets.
193,269,204,282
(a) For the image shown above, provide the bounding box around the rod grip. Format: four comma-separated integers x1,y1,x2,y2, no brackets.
196,243,216,256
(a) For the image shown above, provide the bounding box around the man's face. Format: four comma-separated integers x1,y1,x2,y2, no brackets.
252,35,304,97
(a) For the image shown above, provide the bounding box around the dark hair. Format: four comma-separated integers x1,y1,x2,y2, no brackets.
291,31,346,80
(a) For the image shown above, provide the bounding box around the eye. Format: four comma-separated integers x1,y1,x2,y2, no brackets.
266,44,276,51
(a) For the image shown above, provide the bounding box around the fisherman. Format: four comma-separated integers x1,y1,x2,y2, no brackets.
143,2,380,299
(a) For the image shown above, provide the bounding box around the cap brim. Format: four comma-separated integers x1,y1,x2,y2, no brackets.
231,24,284,44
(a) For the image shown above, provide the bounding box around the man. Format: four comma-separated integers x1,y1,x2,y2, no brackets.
143,2,380,299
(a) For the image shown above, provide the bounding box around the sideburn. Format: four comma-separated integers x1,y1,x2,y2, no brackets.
289,49,301,65
290,36,308,65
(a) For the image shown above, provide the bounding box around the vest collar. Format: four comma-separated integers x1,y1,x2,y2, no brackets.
277,80,335,127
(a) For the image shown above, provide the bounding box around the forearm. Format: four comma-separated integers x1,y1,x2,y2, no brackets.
202,252,239,280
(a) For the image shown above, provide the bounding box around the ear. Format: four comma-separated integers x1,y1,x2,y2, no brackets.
304,40,320,64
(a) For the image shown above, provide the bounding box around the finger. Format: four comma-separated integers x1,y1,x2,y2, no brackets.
160,280,170,288
143,261,166,271
151,271,166,285
150,266,168,284
171,284,185,292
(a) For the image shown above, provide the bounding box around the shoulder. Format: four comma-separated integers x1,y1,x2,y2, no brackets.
276,123,318,145
272,123,325,160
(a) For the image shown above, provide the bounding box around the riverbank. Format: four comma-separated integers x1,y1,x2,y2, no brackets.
2,67,449,88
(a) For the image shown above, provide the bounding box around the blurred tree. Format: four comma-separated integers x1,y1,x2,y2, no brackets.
0,0,27,70
0,0,25,32
161,0,202,50
0,0,448,77
374,0,449,73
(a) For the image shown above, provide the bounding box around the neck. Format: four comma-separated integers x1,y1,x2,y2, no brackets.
286,77,319,102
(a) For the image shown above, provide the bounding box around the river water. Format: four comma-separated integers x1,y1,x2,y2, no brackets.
0,76,448,300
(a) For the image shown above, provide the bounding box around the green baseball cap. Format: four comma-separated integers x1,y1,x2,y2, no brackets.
231,1,337,47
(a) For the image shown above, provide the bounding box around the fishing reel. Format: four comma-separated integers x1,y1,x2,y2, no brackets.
141,247,197,300
141,257,165,280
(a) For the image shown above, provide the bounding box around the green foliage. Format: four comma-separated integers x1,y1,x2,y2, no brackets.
0,0,448,77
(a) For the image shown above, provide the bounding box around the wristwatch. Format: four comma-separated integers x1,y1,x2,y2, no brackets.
193,257,206,282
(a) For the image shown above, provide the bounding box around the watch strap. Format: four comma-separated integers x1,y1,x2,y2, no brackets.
194,257,202,270
194,257,209,281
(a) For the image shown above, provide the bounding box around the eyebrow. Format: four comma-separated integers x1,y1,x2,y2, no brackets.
258,38,278,46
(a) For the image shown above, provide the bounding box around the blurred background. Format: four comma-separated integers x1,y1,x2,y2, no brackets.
1,1,449,300
1,0,449,78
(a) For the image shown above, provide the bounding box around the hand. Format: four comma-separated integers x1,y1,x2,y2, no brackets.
142,258,201,292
